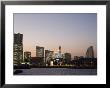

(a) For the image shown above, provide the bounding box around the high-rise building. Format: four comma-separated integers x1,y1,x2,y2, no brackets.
13,33,23,65
86,46,94,58
64,53,71,64
24,51,31,63
54,46,63,65
45,50,54,65
36,46,44,57
54,46,62,59
59,46,61,53
36,46,44,65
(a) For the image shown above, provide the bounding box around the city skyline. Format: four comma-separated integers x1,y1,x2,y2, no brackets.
14,13,97,58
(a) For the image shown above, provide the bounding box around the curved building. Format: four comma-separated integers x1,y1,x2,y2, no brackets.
86,46,94,58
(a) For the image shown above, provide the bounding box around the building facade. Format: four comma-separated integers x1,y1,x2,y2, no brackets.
36,46,44,57
45,50,54,65
64,53,71,64
13,33,23,65
86,46,94,58
24,51,31,63
31,57,44,66
36,46,44,65
54,46,63,65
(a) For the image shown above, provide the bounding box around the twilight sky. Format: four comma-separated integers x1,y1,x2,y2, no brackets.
14,13,97,58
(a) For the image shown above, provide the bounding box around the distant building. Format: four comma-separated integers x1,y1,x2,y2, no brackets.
31,57,44,66
71,57,97,68
80,56,84,58
54,46,63,65
36,46,44,65
86,46,94,58
36,46,44,57
45,50,54,65
64,53,71,64
24,51,31,63
54,46,63,58
74,56,84,60
74,56,79,60
13,33,23,65
59,46,61,53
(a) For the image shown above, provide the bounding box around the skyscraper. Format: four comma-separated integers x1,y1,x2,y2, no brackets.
45,50,54,65
59,46,61,53
86,46,94,58
54,46,62,58
64,53,71,64
54,46,63,65
24,51,31,63
36,46,44,65
14,33,23,65
36,46,44,57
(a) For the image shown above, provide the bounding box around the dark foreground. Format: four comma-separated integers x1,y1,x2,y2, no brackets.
14,68,97,75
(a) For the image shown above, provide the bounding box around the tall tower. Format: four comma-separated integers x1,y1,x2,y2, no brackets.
36,46,44,57
36,46,44,65
86,46,94,58
45,50,54,65
14,33,23,65
59,46,61,53
55,46,62,59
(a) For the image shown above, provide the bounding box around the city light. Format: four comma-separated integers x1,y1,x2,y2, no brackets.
14,33,97,69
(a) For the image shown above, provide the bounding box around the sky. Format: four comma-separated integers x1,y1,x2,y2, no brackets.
14,13,97,59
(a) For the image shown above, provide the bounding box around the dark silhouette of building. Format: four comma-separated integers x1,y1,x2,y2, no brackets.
31,57,44,66
14,33,23,65
86,46,94,58
59,46,61,53
71,57,97,69
64,53,71,64
24,51,31,63
74,56,80,60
